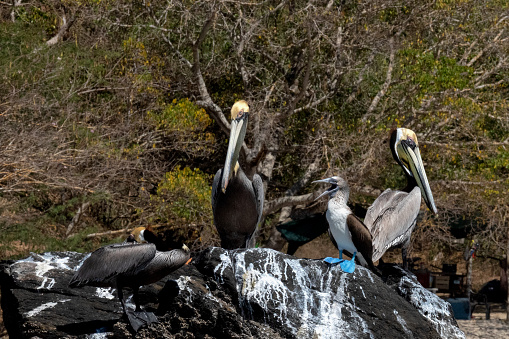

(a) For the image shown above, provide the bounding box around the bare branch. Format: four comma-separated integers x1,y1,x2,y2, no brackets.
46,10,77,47
362,37,395,122
474,57,508,87
66,202,91,237
263,193,315,217
467,29,505,67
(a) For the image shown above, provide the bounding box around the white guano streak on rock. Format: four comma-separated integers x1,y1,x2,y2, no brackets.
235,249,290,322
316,271,374,339
177,276,195,303
95,287,115,300
399,276,465,339
87,333,112,339
25,299,71,317
394,309,413,338
16,253,73,290
230,248,375,339
213,248,232,283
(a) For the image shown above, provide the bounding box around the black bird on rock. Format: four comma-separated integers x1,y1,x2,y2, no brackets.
69,228,191,331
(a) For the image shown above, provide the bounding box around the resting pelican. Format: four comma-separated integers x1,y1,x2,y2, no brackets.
211,100,264,249
69,229,191,331
313,176,377,273
364,128,437,269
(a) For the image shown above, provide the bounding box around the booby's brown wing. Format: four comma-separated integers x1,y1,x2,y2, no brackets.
69,243,156,287
346,214,373,262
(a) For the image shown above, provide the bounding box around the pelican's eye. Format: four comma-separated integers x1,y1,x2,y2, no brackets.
404,137,417,150
235,109,245,120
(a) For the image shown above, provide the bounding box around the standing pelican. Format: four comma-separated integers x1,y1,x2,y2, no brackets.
364,128,437,269
211,100,264,249
313,176,377,273
69,229,191,331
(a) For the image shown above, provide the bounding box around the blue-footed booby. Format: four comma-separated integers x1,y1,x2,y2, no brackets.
69,229,191,331
364,128,437,269
211,100,264,249
313,176,377,273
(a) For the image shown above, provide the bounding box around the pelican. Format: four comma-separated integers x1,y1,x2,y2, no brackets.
69,229,191,331
364,128,437,269
313,176,377,273
211,100,264,249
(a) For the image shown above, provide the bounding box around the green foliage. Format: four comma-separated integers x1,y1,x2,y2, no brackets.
149,99,212,132
397,48,474,97
0,222,125,259
147,99,215,155
478,115,509,141
0,28,122,106
151,166,212,224
15,6,58,36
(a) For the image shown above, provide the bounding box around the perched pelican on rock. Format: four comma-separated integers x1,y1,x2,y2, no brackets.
364,128,437,269
313,176,377,273
69,229,191,331
211,100,264,249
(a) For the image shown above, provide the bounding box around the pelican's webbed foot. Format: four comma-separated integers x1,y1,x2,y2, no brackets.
125,310,159,332
339,252,357,273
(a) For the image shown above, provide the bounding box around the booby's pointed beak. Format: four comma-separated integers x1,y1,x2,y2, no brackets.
313,177,339,200
397,141,437,214
221,113,248,193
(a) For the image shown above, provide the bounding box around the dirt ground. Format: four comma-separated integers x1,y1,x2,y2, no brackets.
458,311,509,339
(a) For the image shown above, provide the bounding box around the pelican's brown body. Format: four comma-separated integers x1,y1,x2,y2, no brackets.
212,101,264,249
69,242,190,289
69,231,190,331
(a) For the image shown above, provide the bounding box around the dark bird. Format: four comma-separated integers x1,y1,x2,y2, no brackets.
276,213,329,255
211,100,264,249
364,128,437,269
313,176,377,273
69,229,190,331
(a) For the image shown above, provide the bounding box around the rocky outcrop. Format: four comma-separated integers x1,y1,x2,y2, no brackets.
0,247,465,338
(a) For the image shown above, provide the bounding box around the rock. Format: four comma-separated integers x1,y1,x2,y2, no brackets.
381,263,465,339
0,248,465,338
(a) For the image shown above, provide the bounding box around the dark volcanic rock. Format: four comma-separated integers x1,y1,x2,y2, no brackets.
0,248,465,338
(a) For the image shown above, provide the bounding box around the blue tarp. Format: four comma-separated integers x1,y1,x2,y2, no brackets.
447,298,470,320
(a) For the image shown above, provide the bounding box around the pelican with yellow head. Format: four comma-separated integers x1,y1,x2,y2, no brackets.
211,100,264,249
364,128,437,269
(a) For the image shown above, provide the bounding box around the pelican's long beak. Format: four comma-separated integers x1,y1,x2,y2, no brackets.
397,141,438,214
221,114,248,192
312,177,339,201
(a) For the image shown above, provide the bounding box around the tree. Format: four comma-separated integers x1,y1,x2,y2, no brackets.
1,2,508,308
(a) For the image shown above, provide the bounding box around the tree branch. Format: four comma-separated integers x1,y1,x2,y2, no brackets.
362,37,395,122
46,10,77,46
263,193,316,217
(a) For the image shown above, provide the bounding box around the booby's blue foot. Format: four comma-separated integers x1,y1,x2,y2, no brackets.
323,257,344,264
339,252,357,273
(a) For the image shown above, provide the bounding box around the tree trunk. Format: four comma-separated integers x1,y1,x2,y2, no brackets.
506,233,509,322
466,254,473,319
